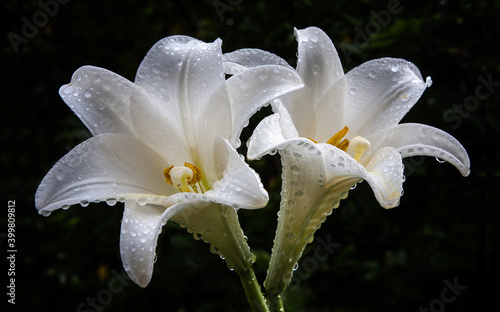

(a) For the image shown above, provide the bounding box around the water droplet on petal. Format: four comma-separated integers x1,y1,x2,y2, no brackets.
436,157,445,163
312,64,320,75
291,165,300,175
294,191,305,199
426,76,433,87
106,198,118,206
62,86,74,95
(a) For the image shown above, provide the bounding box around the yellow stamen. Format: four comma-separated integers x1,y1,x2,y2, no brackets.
338,138,350,152
163,165,175,185
184,162,202,184
326,126,350,152
311,126,371,162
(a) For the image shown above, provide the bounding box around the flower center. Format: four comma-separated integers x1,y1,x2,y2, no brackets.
164,162,204,193
312,126,371,162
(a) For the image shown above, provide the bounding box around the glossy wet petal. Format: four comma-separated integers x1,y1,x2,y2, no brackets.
364,147,404,208
344,58,428,139
317,143,367,185
247,113,286,160
309,77,346,142
35,134,172,215
226,65,303,147
294,27,344,101
264,140,328,293
247,100,305,161
134,36,228,154
377,123,470,176
210,138,268,209
120,201,166,287
223,48,293,75
135,36,225,112
129,85,192,165
59,66,135,136
279,27,344,138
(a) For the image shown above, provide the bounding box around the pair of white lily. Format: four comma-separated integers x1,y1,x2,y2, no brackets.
36,27,469,304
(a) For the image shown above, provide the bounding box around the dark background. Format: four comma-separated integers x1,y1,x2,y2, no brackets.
1,0,497,311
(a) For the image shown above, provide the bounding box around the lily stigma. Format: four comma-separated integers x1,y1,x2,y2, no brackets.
164,162,204,193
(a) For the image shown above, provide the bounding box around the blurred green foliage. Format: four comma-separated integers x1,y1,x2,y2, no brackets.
1,0,497,311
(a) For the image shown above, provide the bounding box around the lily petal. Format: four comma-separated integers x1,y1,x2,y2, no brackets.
247,100,300,160
129,85,192,165
134,36,228,151
35,134,172,215
311,77,346,142
226,65,304,147
209,138,268,209
294,27,344,100
247,113,286,160
378,123,471,176
317,144,367,186
223,48,294,75
264,140,329,293
344,58,428,139
272,99,300,140
120,201,166,287
364,147,404,208
59,66,135,136
120,198,210,287
135,36,224,109
281,27,344,138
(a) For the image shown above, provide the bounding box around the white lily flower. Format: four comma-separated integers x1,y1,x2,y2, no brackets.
35,35,303,287
224,26,470,295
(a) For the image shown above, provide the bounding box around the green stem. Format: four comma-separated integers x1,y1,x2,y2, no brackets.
238,266,270,312
266,291,285,312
